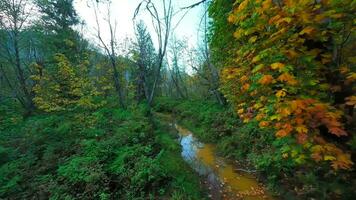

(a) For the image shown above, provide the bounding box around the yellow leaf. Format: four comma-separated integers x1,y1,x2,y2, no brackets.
345,96,356,107
296,125,308,134
249,36,258,43
282,153,289,159
252,64,264,73
252,55,261,63
324,155,336,161
347,73,356,82
237,0,249,12
276,89,287,98
228,14,236,23
299,26,315,35
271,62,285,70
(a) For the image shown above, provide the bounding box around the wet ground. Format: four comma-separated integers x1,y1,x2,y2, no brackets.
156,112,273,200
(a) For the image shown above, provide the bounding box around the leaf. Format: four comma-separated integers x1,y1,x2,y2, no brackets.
258,75,274,85
329,127,347,137
271,62,285,70
249,36,258,43
241,83,250,91
297,133,308,144
252,64,265,73
331,154,354,170
345,96,356,108
237,0,249,12
278,107,291,116
346,72,356,82
324,155,336,161
269,15,281,24
252,55,261,63
277,73,298,85
276,129,288,137
276,89,287,98
299,26,315,35
296,125,308,134
259,121,269,127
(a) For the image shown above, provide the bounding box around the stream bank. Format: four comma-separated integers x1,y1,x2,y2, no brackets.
156,112,273,200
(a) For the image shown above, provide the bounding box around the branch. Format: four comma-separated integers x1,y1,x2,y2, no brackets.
181,0,208,10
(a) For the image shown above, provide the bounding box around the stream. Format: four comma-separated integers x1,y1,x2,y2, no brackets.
157,112,273,200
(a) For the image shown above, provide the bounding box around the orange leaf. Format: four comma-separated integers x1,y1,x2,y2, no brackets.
278,107,291,116
297,133,308,144
329,127,347,137
259,75,274,85
241,83,250,91
277,73,298,85
331,154,353,170
259,121,270,127
276,129,288,137
299,26,315,35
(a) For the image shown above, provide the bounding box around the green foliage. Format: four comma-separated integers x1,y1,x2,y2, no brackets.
155,98,356,199
154,97,238,142
0,100,205,199
0,100,23,131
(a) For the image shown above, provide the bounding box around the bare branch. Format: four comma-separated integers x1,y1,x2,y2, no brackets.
181,0,208,10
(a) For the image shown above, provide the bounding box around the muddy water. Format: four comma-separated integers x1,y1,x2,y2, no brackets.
157,112,273,200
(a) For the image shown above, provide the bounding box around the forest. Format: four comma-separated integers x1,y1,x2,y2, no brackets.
0,0,355,199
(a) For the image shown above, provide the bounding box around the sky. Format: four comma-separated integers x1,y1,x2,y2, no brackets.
74,0,206,50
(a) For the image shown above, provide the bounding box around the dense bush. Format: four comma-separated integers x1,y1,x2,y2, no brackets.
0,101,205,199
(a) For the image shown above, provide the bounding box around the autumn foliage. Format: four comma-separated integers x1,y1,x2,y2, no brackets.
32,54,104,112
220,0,355,170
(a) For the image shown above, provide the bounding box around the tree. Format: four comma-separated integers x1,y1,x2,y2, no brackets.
91,0,125,108
132,21,156,103
134,0,173,106
167,37,188,99
214,0,354,170
0,0,36,112
32,53,102,112
35,0,86,63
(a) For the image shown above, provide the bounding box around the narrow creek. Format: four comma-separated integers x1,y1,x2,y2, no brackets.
156,112,273,200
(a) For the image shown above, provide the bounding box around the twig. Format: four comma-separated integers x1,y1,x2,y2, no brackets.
181,0,208,10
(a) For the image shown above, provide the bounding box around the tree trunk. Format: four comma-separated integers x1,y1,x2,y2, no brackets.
13,31,34,111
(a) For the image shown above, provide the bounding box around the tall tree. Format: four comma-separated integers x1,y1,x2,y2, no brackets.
0,0,35,112
168,37,188,99
134,0,173,106
35,0,85,63
91,0,125,108
132,21,156,103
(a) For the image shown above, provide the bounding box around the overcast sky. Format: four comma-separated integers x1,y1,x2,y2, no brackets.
74,0,206,50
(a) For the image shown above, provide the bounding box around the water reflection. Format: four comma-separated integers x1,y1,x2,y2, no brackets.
175,123,272,200
157,112,272,200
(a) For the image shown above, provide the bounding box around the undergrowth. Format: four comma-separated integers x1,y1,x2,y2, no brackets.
154,97,356,199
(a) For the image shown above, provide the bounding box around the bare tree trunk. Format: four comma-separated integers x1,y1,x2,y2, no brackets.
92,0,125,108
135,0,173,107
0,0,35,112
13,31,34,110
